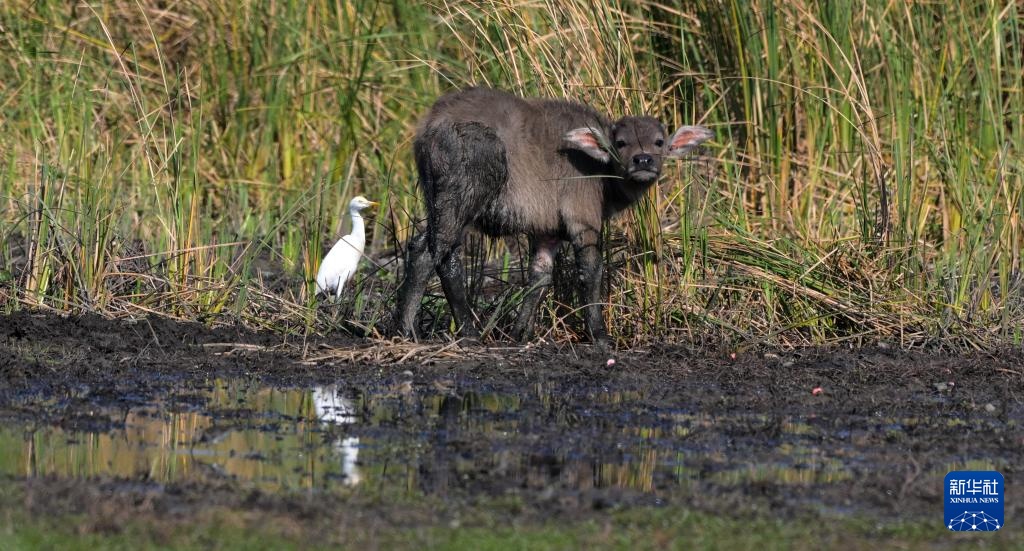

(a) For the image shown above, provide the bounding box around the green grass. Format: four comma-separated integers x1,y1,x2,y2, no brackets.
0,1,1021,348
4,500,1020,551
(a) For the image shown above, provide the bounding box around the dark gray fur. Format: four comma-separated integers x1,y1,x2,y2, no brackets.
394,87,713,342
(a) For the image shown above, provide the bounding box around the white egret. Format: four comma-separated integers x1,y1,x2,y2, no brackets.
315,195,378,299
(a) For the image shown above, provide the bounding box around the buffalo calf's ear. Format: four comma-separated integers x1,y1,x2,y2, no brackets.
666,125,714,157
564,127,611,163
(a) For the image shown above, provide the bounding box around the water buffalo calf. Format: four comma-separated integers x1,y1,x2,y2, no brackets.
394,87,712,342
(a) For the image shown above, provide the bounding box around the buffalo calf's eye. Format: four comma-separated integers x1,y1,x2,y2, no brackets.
615,139,627,148
655,139,664,147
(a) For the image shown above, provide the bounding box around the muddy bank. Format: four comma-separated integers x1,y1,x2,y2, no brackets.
3,310,1021,399
1,310,1022,536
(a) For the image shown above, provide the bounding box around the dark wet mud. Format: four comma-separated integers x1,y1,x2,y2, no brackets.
1,311,1023,540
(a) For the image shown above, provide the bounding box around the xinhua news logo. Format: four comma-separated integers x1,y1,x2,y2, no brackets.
945,471,1004,532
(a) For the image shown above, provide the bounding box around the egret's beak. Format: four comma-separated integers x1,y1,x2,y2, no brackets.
367,201,380,208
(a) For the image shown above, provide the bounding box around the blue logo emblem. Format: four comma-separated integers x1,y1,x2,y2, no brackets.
945,471,1004,531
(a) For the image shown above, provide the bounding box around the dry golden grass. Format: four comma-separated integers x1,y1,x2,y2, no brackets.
1,1,1021,349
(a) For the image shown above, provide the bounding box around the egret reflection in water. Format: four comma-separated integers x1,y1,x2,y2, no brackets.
312,386,361,486
0,378,905,507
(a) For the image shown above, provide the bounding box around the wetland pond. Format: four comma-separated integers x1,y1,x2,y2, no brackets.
0,312,1022,547
2,379,863,501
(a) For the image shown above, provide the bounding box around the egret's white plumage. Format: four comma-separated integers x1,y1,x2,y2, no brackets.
316,195,378,298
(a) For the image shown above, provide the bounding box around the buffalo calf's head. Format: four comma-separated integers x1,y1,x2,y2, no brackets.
564,116,713,184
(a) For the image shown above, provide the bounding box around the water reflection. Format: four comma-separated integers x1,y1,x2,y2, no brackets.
1,382,356,492
0,379,906,502
311,386,360,486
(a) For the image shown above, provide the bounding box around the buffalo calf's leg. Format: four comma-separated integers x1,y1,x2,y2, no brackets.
394,233,434,337
512,236,560,341
571,226,609,343
436,241,479,337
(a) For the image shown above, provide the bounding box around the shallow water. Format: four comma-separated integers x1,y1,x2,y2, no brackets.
0,376,1011,514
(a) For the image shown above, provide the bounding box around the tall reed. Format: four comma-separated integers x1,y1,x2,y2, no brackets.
1,0,1020,348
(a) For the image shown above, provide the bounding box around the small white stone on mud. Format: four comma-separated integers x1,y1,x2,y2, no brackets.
764,353,780,360
606,358,616,367
985,403,997,413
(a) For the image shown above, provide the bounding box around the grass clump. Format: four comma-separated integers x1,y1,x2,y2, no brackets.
0,1,1021,349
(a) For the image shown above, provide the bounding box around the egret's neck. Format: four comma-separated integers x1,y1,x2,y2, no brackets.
349,210,365,242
